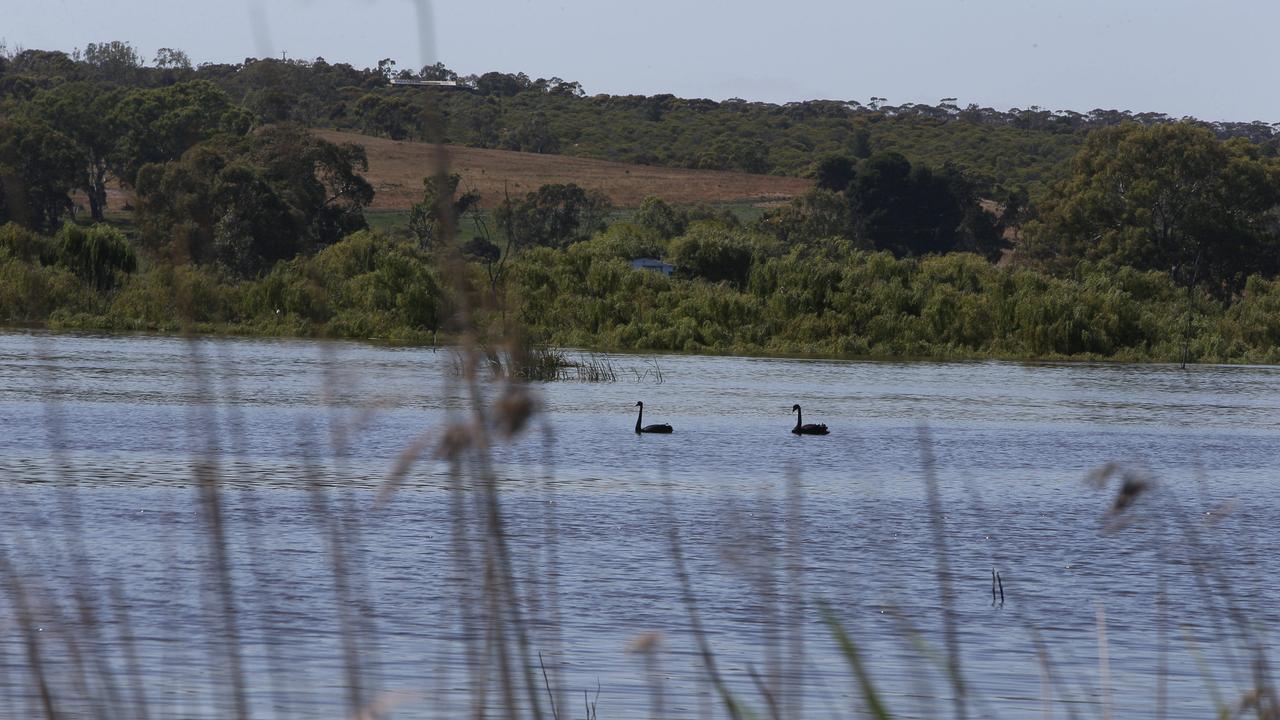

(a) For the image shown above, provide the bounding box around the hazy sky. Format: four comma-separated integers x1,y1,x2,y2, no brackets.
5,0,1279,122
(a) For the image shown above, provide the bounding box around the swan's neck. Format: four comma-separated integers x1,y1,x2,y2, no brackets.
794,409,802,428
635,406,642,432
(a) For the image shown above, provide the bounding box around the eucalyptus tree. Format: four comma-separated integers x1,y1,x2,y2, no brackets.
1023,123,1280,296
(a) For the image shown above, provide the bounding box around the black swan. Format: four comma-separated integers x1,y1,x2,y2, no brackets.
635,401,673,434
791,404,829,435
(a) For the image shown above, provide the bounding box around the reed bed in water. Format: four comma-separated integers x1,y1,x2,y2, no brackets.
449,347,625,383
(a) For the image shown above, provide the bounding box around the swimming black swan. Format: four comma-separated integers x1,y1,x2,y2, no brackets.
634,401,673,434
791,404,829,435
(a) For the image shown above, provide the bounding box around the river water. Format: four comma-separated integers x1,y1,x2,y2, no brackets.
1,330,1277,718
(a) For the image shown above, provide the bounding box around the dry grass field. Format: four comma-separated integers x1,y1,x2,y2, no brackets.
314,129,813,210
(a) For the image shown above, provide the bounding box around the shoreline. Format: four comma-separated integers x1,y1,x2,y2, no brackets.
6,321,1277,369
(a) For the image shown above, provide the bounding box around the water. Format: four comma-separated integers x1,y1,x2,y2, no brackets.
1,330,1278,718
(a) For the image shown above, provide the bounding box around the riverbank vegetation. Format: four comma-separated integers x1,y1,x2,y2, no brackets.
6,43,1280,363
9,217,1280,363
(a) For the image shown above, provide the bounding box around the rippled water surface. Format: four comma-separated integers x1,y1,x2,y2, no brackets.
1,330,1278,718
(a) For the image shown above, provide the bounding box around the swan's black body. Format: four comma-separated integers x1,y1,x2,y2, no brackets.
791,404,829,435
634,401,673,434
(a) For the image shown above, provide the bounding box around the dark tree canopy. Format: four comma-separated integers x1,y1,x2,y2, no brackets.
135,125,372,276
1022,123,1280,295
848,152,1006,260
495,183,612,249
762,153,1006,260
31,81,126,220
814,155,857,192
110,80,253,185
0,116,81,232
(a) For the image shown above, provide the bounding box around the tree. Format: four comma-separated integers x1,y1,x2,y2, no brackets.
109,80,253,185
668,223,761,287
353,94,420,140
408,173,481,248
208,160,300,275
633,196,686,239
847,152,1004,259
813,154,856,192
135,127,373,275
154,48,192,71
6,50,80,80
759,189,855,247
418,62,456,81
1023,123,1280,295
50,222,137,290
33,82,125,221
849,152,954,256
939,163,1008,262
81,41,141,84
0,116,81,232
246,124,373,246
501,111,559,154
475,71,531,97
495,183,612,249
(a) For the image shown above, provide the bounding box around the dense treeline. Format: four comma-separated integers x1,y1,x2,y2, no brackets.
512,234,1280,361
7,43,1280,363
5,42,1280,199
8,216,1280,362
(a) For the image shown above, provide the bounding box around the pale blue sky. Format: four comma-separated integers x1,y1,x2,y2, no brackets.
4,0,1278,122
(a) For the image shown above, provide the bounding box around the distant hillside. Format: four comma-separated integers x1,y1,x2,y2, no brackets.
315,130,813,210
9,47,1280,208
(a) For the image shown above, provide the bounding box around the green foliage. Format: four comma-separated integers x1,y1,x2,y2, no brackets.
849,152,1005,259
80,41,143,84
507,240,1217,360
50,222,137,290
105,262,239,328
633,196,687,239
353,93,421,140
30,81,126,221
0,255,100,322
814,155,856,191
580,222,668,261
109,80,253,185
761,155,1006,260
1023,123,1280,296
500,111,560,154
668,222,772,287
495,183,612,249
0,115,81,232
153,48,192,72
11,46,1280,363
0,225,105,322
759,189,856,248
135,125,372,276
0,222,49,262
246,230,444,337
5,214,1280,363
